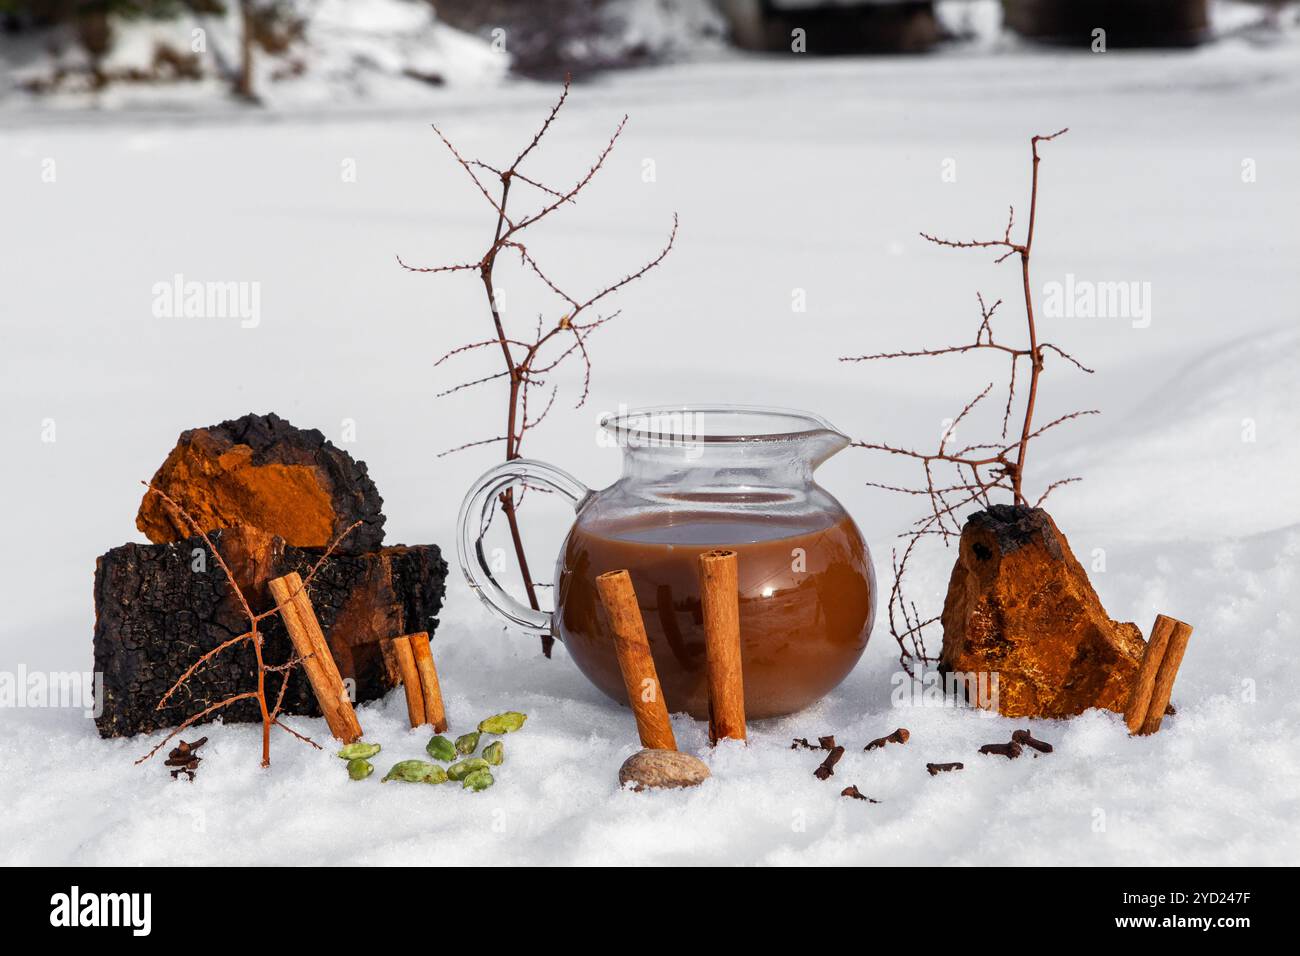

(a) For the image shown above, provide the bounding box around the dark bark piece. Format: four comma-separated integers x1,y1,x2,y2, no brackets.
136,412,385,556
940,505,1146,718
93,530,446,738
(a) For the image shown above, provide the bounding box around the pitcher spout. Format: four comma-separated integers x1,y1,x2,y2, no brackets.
802,424,851,470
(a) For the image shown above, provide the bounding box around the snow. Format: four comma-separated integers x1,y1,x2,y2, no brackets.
293,0,508,96
2,15,1299,865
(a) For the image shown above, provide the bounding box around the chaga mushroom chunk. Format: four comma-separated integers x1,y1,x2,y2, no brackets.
93,533,447,739
137,412,385,555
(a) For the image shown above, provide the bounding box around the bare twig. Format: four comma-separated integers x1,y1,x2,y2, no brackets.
844,129,1095,677
400,74,676,657
136,483,356,767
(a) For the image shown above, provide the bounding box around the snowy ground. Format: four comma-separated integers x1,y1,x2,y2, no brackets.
2,28,1299,865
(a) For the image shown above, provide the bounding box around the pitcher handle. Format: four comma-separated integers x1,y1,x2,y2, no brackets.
456,458,591,637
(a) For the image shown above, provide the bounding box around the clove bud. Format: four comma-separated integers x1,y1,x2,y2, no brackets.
841,785,880,803
165,737,208,780
1011,729,1053,754
926,762,964,776
864,727,910,752
978,741,1023,759
813,745,845,780
791,735,837,751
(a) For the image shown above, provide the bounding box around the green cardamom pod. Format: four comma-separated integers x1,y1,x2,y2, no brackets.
337,742,381,760
482,741,504,766
478,712,527,735
447,757,490,781
382,760,448,784
347,758,374,781
425,735,457,762
454,731,480,755
462,768,494,791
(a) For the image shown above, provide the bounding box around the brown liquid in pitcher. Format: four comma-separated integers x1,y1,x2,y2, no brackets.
556,512,874,719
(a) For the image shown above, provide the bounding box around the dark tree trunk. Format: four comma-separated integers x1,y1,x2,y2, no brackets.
235,0,256,100
1003,0,1210,48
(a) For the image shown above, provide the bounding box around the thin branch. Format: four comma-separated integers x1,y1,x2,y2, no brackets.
841,341,1025,363
1023,408,1100,444
849,129,1090,673
401,76,675,657
1035,477,1082,507
155,630,253,710
272,718,322,749
573,214,678,315
509,76,570,171
430,122,510,223
435,368,511,399
437,435,509,458
1040,343,1095,373
395,255,481,275
137,487,357,767
249,520,361,624
434,337,536,368
135,692,258,764
1002,352,1019,439
506,115,629,236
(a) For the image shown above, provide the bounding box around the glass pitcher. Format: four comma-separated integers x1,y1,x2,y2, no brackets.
457,405,875,719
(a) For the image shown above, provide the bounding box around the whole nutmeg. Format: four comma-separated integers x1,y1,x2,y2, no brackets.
618,749,710,792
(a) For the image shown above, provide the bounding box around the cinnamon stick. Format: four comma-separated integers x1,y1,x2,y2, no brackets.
596,570,676,752
406,631,447,733
698,548,745,744
267,572,362,743
1124,614,1176,734
386,635,425,729
1138,615,1193,735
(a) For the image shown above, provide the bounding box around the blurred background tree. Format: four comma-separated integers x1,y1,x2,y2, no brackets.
0,0,302,98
